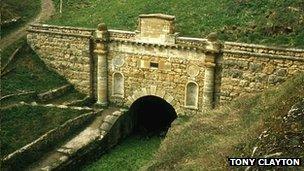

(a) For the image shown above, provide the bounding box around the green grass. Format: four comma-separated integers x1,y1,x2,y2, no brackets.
1,39,67,96
0,105,87,158
1,0,41,38
48,0,304,48
0,39,86,106
83,135,162,171
0,36,91,160
147,73,304,170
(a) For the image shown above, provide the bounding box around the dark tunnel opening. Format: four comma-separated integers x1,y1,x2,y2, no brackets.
129,95,177,137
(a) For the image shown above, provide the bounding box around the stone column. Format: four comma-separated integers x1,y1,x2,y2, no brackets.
94,23,109,106
202,32,221,111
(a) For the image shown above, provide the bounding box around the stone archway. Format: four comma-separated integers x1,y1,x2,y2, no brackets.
129,95,177,136
125,85,181,114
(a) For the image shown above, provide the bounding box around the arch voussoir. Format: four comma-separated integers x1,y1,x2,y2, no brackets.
156,88,166,98
126,87,182,115
164,93,174,103
141,87,148,95
126,96,134,106
150,85,157,95
133,90,141,99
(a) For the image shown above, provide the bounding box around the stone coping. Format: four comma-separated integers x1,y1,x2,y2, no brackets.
139,13,175,20
27,29,93,38
224,41,304,53
177,36,208,42
29,24,96,32
108,29,135,34
223,49,304,61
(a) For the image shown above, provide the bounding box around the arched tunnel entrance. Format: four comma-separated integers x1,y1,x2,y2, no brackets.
129,95,177,136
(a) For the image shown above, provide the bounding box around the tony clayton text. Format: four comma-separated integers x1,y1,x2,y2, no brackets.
228,158,301,166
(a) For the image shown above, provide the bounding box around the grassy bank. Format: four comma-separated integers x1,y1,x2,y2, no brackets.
147,73,304,170
1,39,88,158
1,39,67,95
0,105,87,158
1,0,41,38
83,135,162,171
1,39,85,106
48,0,304,48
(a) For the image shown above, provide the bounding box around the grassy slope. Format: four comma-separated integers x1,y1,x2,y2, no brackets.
0,39,87,157
0,105,87,158
1,39,67,96
1,0,41,38
148,73,304,170
83,135,162,171
0,39,86,106
48,0,304,48
0,39,86,158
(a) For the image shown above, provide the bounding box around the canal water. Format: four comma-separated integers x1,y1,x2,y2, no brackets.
82,135,162,171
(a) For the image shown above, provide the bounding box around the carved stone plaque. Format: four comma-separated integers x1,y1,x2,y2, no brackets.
187,65,199,78
113,57,124,67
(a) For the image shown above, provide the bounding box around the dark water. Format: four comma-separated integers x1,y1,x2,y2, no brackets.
82,135,162,171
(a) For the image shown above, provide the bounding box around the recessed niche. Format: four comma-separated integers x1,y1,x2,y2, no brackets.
150,62,159,68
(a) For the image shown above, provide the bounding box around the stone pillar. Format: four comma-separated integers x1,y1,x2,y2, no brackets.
203,32,221,110
94,23,109,106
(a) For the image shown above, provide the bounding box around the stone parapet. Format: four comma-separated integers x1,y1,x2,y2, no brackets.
176,37,208,50
224,42,304,60
109,29,136,41
28,24,95,37
27,24,95,95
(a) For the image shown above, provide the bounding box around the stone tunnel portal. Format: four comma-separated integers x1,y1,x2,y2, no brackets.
129,95,177,136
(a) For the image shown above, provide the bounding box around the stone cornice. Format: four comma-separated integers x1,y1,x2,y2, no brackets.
107,38,208,52
27,29,93,38
224,41,304,61
224,41,304,53
139,13,175,21
223,49,304,61
29,24,96,32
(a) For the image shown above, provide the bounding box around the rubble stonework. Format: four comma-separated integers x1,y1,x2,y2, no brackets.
218,42,304,102
27,14,304,115
27,24,95,95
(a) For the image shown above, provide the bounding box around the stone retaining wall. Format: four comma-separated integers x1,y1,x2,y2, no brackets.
217,42,304,102
27,14,304,113
1,110,96,171
27,24,95,95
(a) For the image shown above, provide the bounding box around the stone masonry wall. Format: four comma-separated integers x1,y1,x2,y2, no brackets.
217,42,304,102
107,41,207,115
27,24,95,95
27,14,304,115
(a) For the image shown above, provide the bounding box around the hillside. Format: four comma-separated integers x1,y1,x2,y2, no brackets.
1,38,85,159
1,0,41,38
146,73,304,170
47,0,304,48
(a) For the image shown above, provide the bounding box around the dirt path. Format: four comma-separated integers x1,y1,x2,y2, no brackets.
0,0,54,50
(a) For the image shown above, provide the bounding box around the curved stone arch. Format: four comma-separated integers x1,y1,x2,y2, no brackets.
125,85,182,115
112,72,124,97
184,81,199,109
